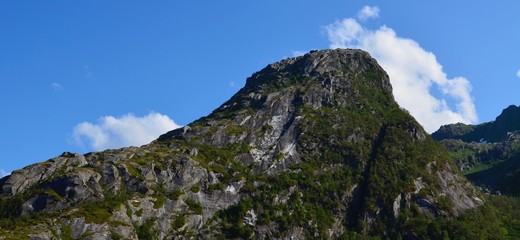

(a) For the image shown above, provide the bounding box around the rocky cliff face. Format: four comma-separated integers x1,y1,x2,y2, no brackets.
0,49,482,239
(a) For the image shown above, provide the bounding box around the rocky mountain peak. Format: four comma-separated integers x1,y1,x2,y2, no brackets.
495,104,520,128
159,49,401,175
244,49,392,92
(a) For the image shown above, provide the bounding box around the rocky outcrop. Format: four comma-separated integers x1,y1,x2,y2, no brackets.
0,49,482,239
1,152,87,196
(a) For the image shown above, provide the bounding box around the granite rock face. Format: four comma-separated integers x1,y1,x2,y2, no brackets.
0,49,482,239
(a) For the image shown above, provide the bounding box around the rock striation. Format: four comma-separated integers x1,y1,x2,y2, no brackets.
0,49,482,239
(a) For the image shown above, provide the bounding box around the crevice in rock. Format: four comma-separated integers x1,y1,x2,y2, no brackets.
347,124,387,231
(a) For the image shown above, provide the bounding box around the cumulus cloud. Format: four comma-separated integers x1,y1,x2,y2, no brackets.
326,8,477,132
0,169,10,178
357,6,380,21
72,112,181,151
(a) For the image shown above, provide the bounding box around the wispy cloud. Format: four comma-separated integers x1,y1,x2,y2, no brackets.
229,81,238,88
0,169,10,178
516,69,520,78
291,50,307,57
84,65,95,81
357,6,380,21
51,82,64,91
72,112,181,151
326,6,477,132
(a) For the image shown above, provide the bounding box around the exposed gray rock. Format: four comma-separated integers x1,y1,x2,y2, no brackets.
393,194,402,219
1,152,87,196
436,166,481,215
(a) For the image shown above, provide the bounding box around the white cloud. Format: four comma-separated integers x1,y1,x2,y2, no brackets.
0,169,10,178
326,13,477,133
291,50,307,57
51,82,64,91
84,65,95,80
327,18,363,44
516,69,520,78
72,112,181,151
357,6,380,21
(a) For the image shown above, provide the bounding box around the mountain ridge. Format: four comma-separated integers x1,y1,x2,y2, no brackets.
432,105,520,143
433,105,520,195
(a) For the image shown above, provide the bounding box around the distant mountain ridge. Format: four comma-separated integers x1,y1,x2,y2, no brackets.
432,105,520,143
433,105,520,195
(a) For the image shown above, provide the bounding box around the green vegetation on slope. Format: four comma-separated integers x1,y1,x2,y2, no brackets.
439,137,520,195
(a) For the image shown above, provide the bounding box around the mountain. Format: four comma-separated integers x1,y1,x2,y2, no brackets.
432,105,520,143
0,49,485,239
433,105,520,195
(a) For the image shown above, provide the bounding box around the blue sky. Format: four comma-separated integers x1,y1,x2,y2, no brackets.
1,1,519,176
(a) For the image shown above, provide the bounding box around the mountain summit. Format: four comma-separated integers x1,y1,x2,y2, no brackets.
1,49,482,239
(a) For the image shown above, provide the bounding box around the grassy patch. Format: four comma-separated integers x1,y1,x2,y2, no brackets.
136,218,157,240
172,215,186,230
45,189,65,201
225,122,247,136
168,188,183,201
207,182,225,193
71,191,129,224
111,231,124,240
186,199,203,215
153,195,166,209
190,185,200,193
60,221,73,240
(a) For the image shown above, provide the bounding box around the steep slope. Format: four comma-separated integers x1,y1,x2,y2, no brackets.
0,49,483,239
433,105,520,195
